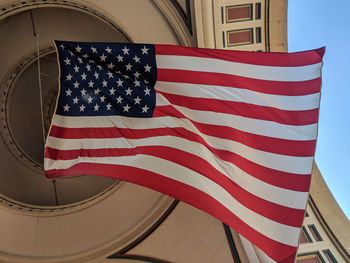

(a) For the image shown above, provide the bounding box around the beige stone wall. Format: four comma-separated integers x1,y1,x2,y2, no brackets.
296,164,350,262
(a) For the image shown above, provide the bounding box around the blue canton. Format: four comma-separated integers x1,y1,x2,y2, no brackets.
55,41,156,118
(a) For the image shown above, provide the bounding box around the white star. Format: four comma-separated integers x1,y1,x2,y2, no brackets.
123,74,129,79
134,96,141,104
141,46,149,55
77,57,83,64
125,87,133,96
100,95,106,102
125,63,132,71
134,71,141,78
86,64,91,71
88,80,94,87
82,53,89,59
97,65,102,70
66,74,72,81
107,72,114,78
134,80,140,87
63,104,70,111
100,53,107,61
123,104,130,112
94,71,99,79
94,103,100,111
116,79,123,87
144,87,151,95
81,89,87,96
132,55,140,63
115,70,122,74
142,105,149,113
81,72,87,80
116,95,123,104
144,64,152,72
73,97,79,104
106,103,112,110
79,104,86,112
60,44,65,49
105,46,112,53
65,89,72,96
122,46,129,55
144,79,149,84
73,81,80,89
117,55,123,62
109,87,116,95
102,80,108,87
64,58,71,65
74,65,79,72
87,96,93,103
107,62,115,69
75,45,82,53
91,46,97,53
68,50,74,56
94,88,101,95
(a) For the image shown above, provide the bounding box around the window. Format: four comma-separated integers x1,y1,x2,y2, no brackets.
308,224,323,242
299,226,312,244
255,3,261,19
323,249,338,263
226,28,253,46
225,4,253,23
255,27,261,43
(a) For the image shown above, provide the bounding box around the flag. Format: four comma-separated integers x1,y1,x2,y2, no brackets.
45,41,324,263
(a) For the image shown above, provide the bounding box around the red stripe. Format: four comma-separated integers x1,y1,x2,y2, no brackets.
156,90,319,125
217,149,311,193
157,69,321,96
48,125,311,192
153,105,316,157
45,146,305,227
49,121,316,157
46,163,298,263
155,44,324,67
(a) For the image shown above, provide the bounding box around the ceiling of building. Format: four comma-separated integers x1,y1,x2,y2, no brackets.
0,7,131,206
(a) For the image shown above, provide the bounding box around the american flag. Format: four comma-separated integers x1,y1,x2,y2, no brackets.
45,41,324,263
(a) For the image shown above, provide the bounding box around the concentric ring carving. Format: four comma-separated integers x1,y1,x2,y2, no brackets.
0,47,55,172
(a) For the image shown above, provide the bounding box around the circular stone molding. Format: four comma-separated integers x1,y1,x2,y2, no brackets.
0,180,121,216
0,47,55,172
0,0,133,208
0,2,180,262
0,0,130,40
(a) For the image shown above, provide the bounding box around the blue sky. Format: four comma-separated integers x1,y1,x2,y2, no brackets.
288,1,350,219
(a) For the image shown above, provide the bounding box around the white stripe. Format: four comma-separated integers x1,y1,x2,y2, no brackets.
239,235,264,263
155,81,321,111
53,100,318,142
46,135,308,209
44,155,300,247
156,93,169,106
167,104,318,141
156,55,322,82
51,115,314,174
254,244,280,263
155,94,318,141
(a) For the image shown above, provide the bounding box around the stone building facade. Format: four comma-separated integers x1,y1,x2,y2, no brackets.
0,0,348,262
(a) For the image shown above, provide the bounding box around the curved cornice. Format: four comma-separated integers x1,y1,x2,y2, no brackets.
152,0,194,47
310,163,350,261
0,0,132,41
